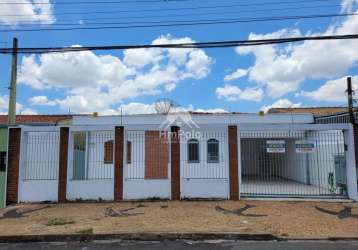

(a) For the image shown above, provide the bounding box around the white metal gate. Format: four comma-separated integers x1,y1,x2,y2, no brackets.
67,128,114,200
19,128,59,202
180,130,229,199
123,130,171,199
240,129,348,198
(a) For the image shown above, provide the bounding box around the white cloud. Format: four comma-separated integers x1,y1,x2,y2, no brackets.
216,84,263,101
341,0,358,13
19,35,213,114
0,95,37,115
224,68,248,82
234,9,358,98
0,0,55,25
99,102,227,115
119,102,156,115
29,95,56,106
297,75,358,102
261,99,302,113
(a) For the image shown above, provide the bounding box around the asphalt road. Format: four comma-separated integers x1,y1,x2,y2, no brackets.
0,240,358,250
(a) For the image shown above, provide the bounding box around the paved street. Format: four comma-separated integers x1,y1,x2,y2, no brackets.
0,240,358,250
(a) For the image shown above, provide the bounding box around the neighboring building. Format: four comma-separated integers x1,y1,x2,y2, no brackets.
267,107,349,116
4,112,357,204
0,115,73,126
0,115,73,207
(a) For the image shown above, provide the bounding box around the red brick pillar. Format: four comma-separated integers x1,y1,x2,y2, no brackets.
114,126,124,201
170,126,180,200
228,125,239,200
58,127,69,203
6,127,21,204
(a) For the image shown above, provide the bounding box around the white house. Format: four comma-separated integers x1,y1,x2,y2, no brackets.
6,112,358,203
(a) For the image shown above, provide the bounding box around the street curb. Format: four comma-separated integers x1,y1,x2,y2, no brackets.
0,233,279,243
0,233,358,243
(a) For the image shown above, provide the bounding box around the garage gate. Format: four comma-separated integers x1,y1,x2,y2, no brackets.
240,129,348,198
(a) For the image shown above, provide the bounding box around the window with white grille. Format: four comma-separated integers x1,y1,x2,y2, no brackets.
207,138,219,163
187,139,199,163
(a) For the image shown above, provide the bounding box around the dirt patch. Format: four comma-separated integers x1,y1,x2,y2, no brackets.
315,206,358,219
215,204,267,217
0,201,356,238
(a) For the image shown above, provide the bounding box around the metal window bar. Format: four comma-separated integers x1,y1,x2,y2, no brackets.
125,130,170,180
72,130,114,180
207,138,219,163
23,131,59,181
181,130,228,180
188,139,199,163
240,129,347,198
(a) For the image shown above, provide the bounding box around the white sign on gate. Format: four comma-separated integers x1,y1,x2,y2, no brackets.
295,140,315,153
266,140,286,153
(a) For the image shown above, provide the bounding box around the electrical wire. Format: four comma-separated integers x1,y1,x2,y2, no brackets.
0,0,191,4
1,33,357,54
0,3,341,25
0,13,356,32
0,0,338,17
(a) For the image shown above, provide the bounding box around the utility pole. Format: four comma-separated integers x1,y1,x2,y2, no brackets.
347,76,355,124
8,38,18,125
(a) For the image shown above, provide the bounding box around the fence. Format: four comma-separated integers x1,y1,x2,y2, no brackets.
9,124,358,203
67,128,115,200
123,130,171,199
240,129,348,198
71,130,114,180
19,128,60,202
23,131,59,181
180,129,229,199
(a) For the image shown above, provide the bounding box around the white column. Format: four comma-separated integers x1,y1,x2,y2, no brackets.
344,125,358,201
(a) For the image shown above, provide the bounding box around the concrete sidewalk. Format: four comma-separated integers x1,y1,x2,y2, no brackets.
0,201,357,240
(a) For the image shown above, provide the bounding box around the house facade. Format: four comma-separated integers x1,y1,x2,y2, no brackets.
5,112,358,204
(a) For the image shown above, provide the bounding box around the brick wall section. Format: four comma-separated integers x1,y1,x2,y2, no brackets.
228,125,239,200
58,127,69,203
6,127,21,204
114,126,124,201
170,126,180,200
145,131,168,179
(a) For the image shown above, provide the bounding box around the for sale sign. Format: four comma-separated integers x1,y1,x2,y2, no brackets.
295,140,315,153
266,140,286,153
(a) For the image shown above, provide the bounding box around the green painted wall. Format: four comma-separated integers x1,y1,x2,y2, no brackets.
0,128,7,208
0,128,7,152
0,172,5,208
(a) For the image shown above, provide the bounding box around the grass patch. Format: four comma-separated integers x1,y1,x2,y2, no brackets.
76,228,94,235
46,218,75,226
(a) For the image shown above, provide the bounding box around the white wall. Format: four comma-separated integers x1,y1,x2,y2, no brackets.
307,130,345,192
19,180,58,202
282,139,307,183
66,180,114,200
123,180,171,199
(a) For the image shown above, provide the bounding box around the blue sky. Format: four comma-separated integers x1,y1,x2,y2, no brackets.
0,0,358,115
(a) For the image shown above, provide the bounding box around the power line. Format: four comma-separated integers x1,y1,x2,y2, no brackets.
0,13,356,32
0,0,337,17
0,3,341,25
0,0,190,4
0,33,357,54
